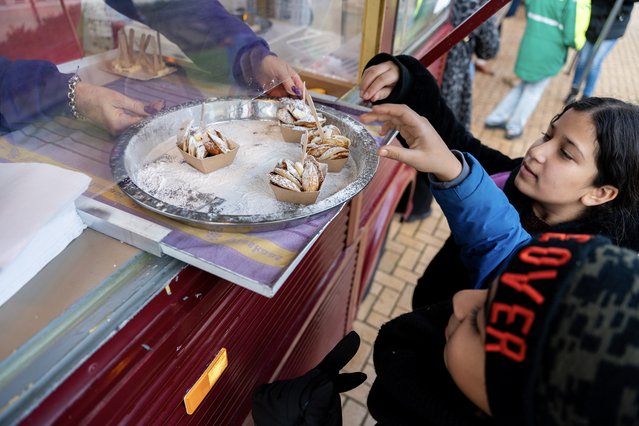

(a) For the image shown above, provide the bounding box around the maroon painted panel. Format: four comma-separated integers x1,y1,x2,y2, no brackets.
23,207,350,425
357,154,415,299
276,244,358,380
358,156,415,229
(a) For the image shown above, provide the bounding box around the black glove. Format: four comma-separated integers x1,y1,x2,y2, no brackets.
252,331,367,426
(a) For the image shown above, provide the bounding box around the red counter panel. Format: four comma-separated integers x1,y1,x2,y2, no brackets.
23,205,352,425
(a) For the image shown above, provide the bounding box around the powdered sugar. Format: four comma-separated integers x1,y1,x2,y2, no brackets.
134,120,358,215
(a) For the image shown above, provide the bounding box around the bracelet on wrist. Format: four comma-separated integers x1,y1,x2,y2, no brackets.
67,74,85,120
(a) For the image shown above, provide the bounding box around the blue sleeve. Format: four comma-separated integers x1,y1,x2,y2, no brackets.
106,0,272,87
0,57,72,132
430,152,531,288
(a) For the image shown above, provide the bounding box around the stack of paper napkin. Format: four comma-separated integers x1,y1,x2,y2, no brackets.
0,163,91,306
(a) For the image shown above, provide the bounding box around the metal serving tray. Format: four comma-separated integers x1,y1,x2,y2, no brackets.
110,97,379,231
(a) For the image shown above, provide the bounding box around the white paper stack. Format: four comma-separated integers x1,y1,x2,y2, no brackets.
0,163,91,306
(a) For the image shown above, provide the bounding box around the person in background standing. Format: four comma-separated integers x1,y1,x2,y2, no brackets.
565,0,637,104
484,0,590,139
442,0,500,130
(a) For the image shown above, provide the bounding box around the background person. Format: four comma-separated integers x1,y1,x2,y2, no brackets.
565,0,638,104
483,0,590,139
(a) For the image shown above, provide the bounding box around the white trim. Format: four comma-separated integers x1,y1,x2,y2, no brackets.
527,12,564,30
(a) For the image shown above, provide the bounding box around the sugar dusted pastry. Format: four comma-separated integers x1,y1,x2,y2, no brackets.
304,125,351,161
177,119,234,159
277,98,326,128
269,156,325,193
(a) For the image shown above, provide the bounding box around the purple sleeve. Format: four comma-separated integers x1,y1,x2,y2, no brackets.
0,57,72,132
490,171,512,190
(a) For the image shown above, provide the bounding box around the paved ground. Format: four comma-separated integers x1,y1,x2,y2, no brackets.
340,6,639,424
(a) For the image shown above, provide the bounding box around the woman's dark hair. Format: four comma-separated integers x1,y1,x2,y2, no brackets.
552,97,639,248
504,97,639,250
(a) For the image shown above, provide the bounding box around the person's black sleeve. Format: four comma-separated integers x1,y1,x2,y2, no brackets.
363,53,520,175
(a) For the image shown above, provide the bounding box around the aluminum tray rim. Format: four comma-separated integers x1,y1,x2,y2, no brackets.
110,97,379,231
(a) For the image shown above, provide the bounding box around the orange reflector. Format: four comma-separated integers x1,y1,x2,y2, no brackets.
183,348,228,415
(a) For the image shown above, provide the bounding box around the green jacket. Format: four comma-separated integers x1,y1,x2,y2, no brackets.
515,0,590,82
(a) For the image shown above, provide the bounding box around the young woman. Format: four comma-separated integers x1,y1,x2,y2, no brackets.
359,52,639,308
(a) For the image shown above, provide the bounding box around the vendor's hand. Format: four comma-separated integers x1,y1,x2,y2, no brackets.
258,55,304,98
360,61,400,102
252,331,366,426
75,83,154,136
360,104,462,181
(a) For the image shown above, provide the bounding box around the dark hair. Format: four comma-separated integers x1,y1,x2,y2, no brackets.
551,97,639,248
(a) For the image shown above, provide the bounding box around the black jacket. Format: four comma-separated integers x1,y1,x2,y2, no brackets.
586,0,637,42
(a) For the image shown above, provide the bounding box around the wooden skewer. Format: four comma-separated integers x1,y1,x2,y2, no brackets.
200,103,206,129
117,28,131,67
151,41,161,73
153,32,164,73
128,28,135,63
139,34,151,63
305,89,325,141
141,34,151,54
301,130,308,162
156,31,163,61
136,34,148,72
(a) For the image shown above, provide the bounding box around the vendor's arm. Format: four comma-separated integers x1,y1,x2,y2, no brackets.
106,0,302,96
74,82,151,135
0,57,70,131
0,57,150,135
360,53,518,174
